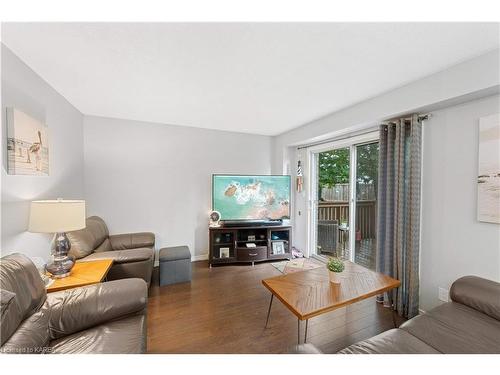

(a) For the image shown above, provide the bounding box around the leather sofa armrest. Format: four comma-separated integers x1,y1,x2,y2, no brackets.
109,232,155,250
450,276,500,320
47,278,147,340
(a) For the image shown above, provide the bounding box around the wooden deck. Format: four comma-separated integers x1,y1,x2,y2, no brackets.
317,199,377,271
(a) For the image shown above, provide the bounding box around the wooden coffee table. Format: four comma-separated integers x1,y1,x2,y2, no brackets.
262,260,400,344
46,259,114,293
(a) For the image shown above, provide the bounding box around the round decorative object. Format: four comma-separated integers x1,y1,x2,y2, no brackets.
46,232,75,278
209,210,221,227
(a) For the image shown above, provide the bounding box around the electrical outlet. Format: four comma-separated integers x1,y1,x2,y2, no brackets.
438,287,449,302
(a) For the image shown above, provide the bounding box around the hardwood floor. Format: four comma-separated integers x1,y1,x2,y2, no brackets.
147,260,402,354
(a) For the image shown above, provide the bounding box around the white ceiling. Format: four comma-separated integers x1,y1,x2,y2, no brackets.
2,23,499,136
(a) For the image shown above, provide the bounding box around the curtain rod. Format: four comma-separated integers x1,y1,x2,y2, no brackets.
296,113,431,150
381,113,431,125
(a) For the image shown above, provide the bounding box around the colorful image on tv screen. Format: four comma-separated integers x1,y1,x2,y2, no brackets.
213,175,290,220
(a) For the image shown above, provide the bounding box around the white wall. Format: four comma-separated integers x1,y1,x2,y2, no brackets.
1,44,84,261
420,95,500,311
83,116,272,259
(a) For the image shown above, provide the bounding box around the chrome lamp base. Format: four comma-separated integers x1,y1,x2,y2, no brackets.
46,232,75,279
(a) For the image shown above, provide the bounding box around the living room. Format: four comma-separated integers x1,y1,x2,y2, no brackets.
1,1,499,373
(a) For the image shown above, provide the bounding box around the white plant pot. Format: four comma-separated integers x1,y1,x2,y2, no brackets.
329,271,341,285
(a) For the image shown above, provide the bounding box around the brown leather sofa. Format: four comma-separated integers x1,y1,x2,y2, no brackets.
294,276,500,354
67,216,155,286
0,253,148,354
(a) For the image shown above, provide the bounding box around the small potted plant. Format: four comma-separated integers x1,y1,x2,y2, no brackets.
327,257,345,285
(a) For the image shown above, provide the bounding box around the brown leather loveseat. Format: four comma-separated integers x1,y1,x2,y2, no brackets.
67,216,155,286
0,253,148,354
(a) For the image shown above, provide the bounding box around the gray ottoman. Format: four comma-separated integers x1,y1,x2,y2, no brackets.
159,246,192,286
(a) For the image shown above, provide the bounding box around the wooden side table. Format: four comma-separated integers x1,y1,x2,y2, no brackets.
46,259,114,293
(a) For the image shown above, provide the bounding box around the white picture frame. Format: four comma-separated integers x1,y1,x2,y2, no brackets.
219,247,230,258
272,241,285,255
477,114,500,224
6,107,49,176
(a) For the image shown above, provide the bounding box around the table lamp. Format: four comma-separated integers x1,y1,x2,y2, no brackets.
29,199,86,278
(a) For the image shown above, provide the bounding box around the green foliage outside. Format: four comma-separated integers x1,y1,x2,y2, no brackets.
356,142,379,186
318,148,350,187
318,142,379,198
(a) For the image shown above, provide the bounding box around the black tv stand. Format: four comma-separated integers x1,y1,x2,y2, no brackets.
222,219,283,228
209,224,291,267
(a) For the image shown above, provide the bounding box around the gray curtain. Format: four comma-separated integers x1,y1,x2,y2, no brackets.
376,114,422,319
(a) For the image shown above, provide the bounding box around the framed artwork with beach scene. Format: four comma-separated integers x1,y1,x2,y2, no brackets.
6,108,49,176
477,113,499,224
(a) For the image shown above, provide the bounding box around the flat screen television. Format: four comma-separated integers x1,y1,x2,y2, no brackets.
212,174,291,221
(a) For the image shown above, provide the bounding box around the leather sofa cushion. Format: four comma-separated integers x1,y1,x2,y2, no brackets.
81,248,154,264
0,289,16,307
109,232,155,250
0,254,46,346
50,314,146,354
107,260,153,287
450,276,500,321
67,216,109,259
338,329,440,354
400,302,500,353
94,238,112,253
1,304,51,353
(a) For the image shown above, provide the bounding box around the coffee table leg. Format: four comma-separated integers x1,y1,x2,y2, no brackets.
265,294,274,328
304,319,309,343
297,319,300,345
296,319,309,344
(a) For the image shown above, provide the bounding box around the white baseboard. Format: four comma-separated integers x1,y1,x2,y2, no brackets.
191,253,208,262
418,308,426,315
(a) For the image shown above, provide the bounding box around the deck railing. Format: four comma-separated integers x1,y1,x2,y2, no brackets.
318,200,376,239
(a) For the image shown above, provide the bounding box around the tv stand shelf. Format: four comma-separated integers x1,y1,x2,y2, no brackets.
209,224,292,267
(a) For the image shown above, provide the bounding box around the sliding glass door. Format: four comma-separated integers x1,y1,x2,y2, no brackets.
309,134,378,270
315,146,351,259
354,142,379,270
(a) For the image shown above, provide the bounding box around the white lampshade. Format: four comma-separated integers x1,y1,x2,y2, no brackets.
29,199,86,233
